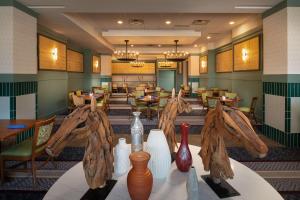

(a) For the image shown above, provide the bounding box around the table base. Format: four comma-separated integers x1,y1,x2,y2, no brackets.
201,175,240,199
80,180,117,200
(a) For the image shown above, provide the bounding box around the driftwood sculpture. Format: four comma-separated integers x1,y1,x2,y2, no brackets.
46,97,115,189
159,89,192,153
199,102,268,183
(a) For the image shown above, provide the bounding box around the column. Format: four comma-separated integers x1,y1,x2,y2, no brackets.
100,55,112,91
262,1,300,147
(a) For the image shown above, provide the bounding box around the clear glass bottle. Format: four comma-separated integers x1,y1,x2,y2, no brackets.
131,111,144,152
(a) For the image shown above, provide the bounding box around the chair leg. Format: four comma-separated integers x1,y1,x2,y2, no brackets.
31,158,37,186
252,112,257,124
0,157,4,184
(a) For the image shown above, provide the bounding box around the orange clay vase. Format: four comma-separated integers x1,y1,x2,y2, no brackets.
127,151,153,200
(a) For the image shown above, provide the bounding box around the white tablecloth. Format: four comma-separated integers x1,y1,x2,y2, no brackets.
43,145,283,200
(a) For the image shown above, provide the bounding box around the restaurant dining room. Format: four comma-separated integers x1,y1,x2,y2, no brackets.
0,0,299,199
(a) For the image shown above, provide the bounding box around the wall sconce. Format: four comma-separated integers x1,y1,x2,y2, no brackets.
95,60,99,68
242,48,249,62
51,48,58,61
201,60,207,68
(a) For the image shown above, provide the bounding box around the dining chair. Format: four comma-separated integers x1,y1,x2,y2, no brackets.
0,116,56,185
201,92,209,109
225,92,237,99
112,83,118,93
182,85,191,97
72,94,85,107
206,96,220,111
134,90,145,99
76,90,82,96
239,97,258,124
68,91,76,113
128,97,147,117
97,93,109,112
150,96,169,119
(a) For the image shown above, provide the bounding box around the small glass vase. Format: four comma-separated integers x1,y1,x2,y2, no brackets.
131,111,144,152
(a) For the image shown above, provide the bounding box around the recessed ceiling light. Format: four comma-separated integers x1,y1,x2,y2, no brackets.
235,5,272,9
194,44,198,47
158,44,162,47
229,21,235,25
117,20,123,24
130,44,134,47
165,20,172,25
207,36,211,39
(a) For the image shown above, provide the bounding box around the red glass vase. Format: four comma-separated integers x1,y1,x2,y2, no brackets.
175,123,192,172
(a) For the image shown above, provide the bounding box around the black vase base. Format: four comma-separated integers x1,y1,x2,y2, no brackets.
80,179,117,200
201,175,240,199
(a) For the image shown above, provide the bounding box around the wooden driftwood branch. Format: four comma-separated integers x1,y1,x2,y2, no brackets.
46,97,115,189
159,89,192,153
199,102,268,182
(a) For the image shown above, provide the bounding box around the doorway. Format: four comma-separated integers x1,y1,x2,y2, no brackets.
158,70,176,92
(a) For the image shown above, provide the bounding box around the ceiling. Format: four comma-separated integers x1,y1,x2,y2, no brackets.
19,0,283,54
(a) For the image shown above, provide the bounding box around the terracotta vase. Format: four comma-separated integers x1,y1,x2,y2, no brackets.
175,123,192,172
127,151,153,200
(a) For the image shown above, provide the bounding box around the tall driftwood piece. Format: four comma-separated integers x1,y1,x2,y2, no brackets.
199,102,268,183
46,97,115,189
159,89,192,153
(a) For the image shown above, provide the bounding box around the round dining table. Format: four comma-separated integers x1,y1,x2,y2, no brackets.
43,145,283,200
137,95,159,119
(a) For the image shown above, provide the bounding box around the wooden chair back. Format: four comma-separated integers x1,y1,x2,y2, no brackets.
250,97,258,113
32,116,56,154
206,96,220,110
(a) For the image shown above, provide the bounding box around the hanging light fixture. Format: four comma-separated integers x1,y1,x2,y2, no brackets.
159,53,173,68
130,55,144,68
114,40,138,61
166,40,189,62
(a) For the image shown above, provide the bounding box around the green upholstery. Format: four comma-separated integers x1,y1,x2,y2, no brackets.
225,92,237,99
239,107,250,113
94,89,104,94
207,98,218,109
134,91,145,98
159,92,169,97
155,87,161,92
150,97,168,111
36,122,53,146
97,100,104,107
76,90,82,96
211,87,219,91
1,139,44,157
202,92,208,103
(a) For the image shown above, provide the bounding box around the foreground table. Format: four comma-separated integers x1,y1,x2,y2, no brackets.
43,145,283,200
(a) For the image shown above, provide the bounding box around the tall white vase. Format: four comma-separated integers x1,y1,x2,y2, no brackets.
145,129,171,179
186,166,200,200
114,138,131,177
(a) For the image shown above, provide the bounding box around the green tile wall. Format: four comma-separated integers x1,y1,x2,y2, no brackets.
263,81,300,147
0,81,37,143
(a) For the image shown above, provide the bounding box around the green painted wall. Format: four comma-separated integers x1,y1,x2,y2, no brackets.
37,71,68,118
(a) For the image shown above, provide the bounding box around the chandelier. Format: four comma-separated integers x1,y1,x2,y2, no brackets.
159,54,173,68
114,40,138,61
165,40,189,62
130,55,144,68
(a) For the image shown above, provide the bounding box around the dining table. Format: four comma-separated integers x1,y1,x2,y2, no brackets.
137,95,159,119
219,96,242,107
80,93,104,103
43,144,283,200
0,119,36,151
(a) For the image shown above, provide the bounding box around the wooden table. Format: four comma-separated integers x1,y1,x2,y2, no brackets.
80,93,104,102
220,97,241,107
0,119,36,142
137,95,159,119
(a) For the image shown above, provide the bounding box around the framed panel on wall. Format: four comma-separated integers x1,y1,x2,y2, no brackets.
92,55,101,73
233,36,260,71
216,49,233,73
199,55,208,74
38,35,67,71
67,49,83,72
112,62,155,74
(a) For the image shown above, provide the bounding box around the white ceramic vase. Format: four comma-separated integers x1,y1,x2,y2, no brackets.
186,166,200,200
145,129,171,179
114,138,131,177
